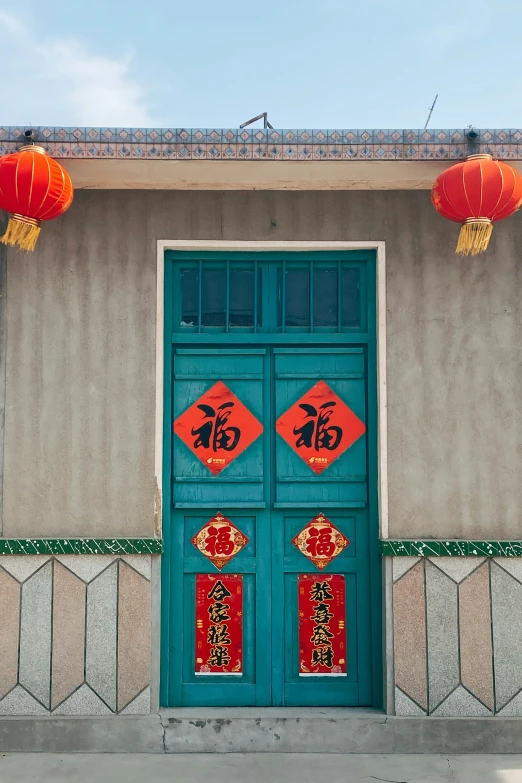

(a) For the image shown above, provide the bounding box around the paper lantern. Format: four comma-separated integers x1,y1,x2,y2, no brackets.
0,145,73,252
431,154,522,255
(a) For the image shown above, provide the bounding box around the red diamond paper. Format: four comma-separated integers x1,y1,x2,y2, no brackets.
174,381,263,475
191,513,249,570
276,380,365,474
292,513,350,569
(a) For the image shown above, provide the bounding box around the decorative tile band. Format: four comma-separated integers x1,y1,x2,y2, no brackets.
393,557,522,716
0,538,163,556
0,127,522,161
0,555,151,715
381,540,522,557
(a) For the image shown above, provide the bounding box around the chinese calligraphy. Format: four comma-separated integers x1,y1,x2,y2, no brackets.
191,402,240,452
292,514,350,569
174,381,263,475
293,401,342,452
191,514,249,570
195,574,243,675
276,380,366,474
298,574,347,676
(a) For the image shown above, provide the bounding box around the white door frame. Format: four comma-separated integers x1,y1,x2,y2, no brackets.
151,239,391,712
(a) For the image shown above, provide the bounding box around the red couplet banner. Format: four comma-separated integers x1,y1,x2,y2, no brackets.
298,574,347,675
195,573,243,675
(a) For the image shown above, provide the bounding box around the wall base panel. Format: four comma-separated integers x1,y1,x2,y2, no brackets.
392,556,522,716
0,555,152,716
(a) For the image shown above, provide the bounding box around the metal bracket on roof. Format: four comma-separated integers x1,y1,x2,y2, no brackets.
240,112,274,130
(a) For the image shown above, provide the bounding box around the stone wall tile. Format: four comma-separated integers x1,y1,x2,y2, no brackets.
51,562,86,709
431,685,492,717
392,556,419,582
492,558,522,584
425,561,459,711
52,684,111,715
55,555,117,583
0,568,20,698
18,561,53,708
121,555,151,581
117,562,151,711
0,555,50,582
491,561,522,711
86,562,118,711
393,561,427,710
429,557,485,583
394,687,426,716
458,562,493,709
496,689,522,716
120,686,151,715
0,685,48,715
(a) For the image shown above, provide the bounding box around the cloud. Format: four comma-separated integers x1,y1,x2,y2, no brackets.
0,10,156,126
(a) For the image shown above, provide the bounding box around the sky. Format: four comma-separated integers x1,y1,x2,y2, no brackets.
0,0,519,130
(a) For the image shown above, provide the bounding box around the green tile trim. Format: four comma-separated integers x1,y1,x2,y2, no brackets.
0,538,163,556
380,540,522,557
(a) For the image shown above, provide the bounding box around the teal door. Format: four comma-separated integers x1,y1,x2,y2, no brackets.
161,251,381,708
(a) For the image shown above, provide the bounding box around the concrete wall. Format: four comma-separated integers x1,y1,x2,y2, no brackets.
3,189,522,539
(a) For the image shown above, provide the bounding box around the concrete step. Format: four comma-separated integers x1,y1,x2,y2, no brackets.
160,707,522,754
1,709,521,753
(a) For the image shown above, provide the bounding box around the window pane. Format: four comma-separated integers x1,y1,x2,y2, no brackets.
229,270,253,327
285,269,310,327
181,269,198,327
341,269,360,326
201,269,226,326
314,268,338,327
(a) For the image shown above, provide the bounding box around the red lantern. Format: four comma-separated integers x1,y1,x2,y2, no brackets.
431,154,522,256
0,145,74,252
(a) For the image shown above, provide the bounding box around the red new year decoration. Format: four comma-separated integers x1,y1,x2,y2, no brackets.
0,145,74,252
298,574,347,675
292,514,350,569
191,513,249,570
276,380,365,474
174,381,263,475
195,574,243,674
431,154,522,255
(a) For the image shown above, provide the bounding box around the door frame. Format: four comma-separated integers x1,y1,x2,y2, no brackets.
154,240,390,711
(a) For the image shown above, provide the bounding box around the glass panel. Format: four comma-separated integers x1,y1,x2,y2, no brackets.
201,268,226,326
313,268,338,327
341,268,360,327
181,269,198,327
285,269,310,328
229,269,254,327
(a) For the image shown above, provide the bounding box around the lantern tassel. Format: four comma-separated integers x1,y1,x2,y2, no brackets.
456,218,493,256
0,214,41,252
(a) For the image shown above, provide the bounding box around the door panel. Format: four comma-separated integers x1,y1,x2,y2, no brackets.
172,347,272,706
282,571,359,705
274,349,367,508
173,349,266,508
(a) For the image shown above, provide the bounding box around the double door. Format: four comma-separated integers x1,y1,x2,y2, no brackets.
162,251,380,707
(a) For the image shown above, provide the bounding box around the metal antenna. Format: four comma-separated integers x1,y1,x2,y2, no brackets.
423,94,438,130
240,112,274,130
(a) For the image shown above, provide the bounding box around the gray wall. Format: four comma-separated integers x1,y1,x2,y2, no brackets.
3,190,521,539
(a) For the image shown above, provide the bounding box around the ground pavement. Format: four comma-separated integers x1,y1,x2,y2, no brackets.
0,753,520,782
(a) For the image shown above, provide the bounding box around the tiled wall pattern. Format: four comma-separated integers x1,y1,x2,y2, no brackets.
1,127,522,160
0,555,152,715
393,557,522,716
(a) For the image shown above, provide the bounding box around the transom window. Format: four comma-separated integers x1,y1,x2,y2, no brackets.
172,253,366,334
